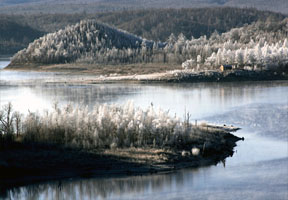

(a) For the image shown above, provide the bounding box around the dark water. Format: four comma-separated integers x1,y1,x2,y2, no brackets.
0,59,288,200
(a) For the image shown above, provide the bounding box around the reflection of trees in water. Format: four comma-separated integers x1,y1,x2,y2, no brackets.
4,168,205,199
32,84,142,108
4,81,287,114
175,81,287,106
4,174,173,199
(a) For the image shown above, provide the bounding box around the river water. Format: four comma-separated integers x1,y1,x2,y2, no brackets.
0,59,288,200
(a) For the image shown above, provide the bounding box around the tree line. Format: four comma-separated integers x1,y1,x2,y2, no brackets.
10,18,288,71
1,7,286,54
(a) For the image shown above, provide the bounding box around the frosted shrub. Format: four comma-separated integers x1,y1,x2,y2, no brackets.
1,102,202,149
191,147,200,156
182,59,195,70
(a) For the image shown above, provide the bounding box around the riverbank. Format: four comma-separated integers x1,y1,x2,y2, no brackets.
0,124,242,190
87,69,287,84
5,63,183,75
5,63,287,84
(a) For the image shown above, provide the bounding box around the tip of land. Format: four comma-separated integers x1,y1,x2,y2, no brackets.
0,124,242,190
4,63,288,84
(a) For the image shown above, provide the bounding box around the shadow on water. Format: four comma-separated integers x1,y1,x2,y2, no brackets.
2,157,287,200
0,166,207,200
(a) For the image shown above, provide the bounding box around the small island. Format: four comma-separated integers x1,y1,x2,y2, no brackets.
0,102,242,188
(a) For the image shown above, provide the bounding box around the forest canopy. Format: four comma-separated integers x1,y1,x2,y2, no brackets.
9,17,288,72
1,7,287,54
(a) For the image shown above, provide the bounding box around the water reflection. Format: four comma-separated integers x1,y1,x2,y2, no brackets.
0,85,51,113
3,157,287,200
0,64,288,199
1,81,287,119
3,168,200,200
207,103,288,140
0,84,142,113
0,57,10,69
104,81,288,120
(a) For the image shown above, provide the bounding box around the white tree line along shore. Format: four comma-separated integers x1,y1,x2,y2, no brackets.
1,102,226,150
9,19,288,72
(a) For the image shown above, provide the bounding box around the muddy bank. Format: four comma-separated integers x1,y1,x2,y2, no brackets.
0,126,242,190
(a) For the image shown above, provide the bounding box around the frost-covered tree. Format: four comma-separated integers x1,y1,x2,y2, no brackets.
9,18,288,71
182,59,195,70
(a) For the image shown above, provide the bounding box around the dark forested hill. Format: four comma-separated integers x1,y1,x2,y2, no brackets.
8,17,288,70
0,0,45,6
226,0,288,15
94,8,286,41
0,19,43,54
0,0,287,14
0,7,286,54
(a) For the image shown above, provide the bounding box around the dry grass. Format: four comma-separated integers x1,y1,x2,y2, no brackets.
104,148,173,163
27,63,182,76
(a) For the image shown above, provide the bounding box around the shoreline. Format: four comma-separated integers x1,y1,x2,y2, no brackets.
4,63,287,84
0,125,242,190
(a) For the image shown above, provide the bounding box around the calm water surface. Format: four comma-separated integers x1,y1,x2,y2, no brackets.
0,59,288,200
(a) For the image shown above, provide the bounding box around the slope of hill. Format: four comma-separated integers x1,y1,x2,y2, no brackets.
0,0,44,6
93,8,286,41
0,0,287,14
226,0,288,15
0,7,285,53
9,20,153,66
0,19,43,54
8,17,288,71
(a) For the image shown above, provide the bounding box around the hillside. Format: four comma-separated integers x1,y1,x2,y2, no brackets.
0,7,286,54
0,19,43,54
0,0,287,14
8,17,288,72
93,8,286,42
226,0,288,15
9,20,153,66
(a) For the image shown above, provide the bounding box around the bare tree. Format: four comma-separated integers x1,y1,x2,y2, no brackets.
0,103,15,141
13,111,22,137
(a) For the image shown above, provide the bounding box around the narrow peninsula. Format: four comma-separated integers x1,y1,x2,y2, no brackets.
0,102,242,188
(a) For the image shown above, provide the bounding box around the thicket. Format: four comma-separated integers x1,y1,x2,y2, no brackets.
1,7,286,54
0,19,43,54
0,0,287,16
0,102,211,150
10,18,288,71
93,7,286,41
